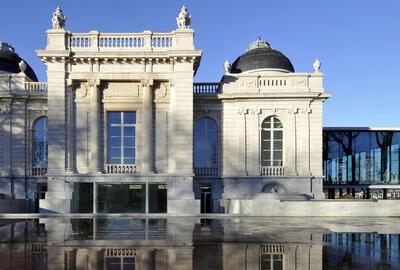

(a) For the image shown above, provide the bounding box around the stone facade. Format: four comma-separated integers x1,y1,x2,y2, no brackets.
0,6,330,214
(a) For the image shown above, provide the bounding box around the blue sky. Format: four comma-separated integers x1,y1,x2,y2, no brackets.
1,0,399,127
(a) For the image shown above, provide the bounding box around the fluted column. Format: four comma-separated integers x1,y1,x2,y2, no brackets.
88,78,101,173
66,79,74,173
141,78,154,173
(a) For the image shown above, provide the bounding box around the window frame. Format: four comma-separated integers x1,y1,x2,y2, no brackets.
260,116,283,167
194,116,219,168
107,111,136,165
32,116,48,168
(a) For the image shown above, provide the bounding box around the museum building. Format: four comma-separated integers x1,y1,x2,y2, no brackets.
0,7,398,214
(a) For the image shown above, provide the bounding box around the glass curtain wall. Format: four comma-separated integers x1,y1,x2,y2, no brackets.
323,130,400,185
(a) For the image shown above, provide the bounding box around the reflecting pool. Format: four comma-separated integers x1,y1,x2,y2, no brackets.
0,217,399,269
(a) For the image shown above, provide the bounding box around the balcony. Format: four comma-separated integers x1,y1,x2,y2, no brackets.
25,82,47,95
260,166,285,176
194,167,219,177
106,164,136,174
30,166,47,177
193,83,221,95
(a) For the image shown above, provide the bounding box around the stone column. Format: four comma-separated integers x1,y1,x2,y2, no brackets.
141,78,154,173
88,78,102,173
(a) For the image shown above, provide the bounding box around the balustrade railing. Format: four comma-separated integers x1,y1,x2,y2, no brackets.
25,82,47,94
106,164,136,174
260,166,285,176
193,83,221,95
194,167,219,177
69,32,175,51
30,166,47,176
260,244,284,254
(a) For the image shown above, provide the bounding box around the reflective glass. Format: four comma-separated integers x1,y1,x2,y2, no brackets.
97,183,145,213
323,130,400,185
194,117,218,168
149,184,167,213
32,117,48,167
108,112,136,164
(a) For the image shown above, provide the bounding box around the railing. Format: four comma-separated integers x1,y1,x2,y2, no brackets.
193,83,221,95
260,166,285,176
25,82,48,94
106,164,136,174
194,167,219,177
260,244,284,254
69,32,175,51
30,166,47,176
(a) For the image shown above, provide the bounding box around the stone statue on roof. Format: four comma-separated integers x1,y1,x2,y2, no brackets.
52,6,67,30
176,5,191,29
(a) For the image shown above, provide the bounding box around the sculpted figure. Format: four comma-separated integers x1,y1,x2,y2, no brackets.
224,60,231,73
176,5,191,29
313,59,321,73
52,6,67,30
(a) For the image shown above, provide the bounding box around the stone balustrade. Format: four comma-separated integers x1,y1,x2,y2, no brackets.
69,31,176,52
194,167,219,177
30,166,47,176
260,244,285,254
193,83,221,95
106,164,136,174
25,82,48,94
260,166,285,176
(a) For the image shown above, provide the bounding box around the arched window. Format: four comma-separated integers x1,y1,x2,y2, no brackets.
32,117,48,167
194,117,218,168
261,116,283,166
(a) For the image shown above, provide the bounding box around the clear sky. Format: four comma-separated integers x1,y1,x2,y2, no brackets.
1,0,399,127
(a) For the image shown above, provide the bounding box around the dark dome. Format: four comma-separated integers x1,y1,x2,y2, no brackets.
230,39,294,73
0,42,38,81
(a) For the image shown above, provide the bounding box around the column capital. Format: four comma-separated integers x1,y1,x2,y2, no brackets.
86,77,101,88
169,79,175,87
141,78,154,87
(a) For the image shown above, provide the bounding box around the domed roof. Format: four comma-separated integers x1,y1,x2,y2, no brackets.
230,39,294,73
0,42,38,81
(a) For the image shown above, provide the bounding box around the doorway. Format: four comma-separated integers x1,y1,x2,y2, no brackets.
200,185,212,213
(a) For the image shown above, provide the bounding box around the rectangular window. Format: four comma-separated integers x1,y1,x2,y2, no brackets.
108,112,136,164
97,183,145,213
71,183,93,213
149,184,167,213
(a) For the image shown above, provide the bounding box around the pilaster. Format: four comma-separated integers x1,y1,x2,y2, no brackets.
88,78,102,173
141,78,154,173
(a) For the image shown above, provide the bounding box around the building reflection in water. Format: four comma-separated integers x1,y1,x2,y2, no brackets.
0,218,399,269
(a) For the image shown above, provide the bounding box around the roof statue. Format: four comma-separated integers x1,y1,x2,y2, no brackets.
176,5,191,29
224,60,231,73
52,6,67,30
313,59,321,73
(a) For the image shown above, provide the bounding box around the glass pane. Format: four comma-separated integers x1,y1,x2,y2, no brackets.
109,137,121,147
262,131,271,139
274,131,283,139
124,147,135,157
109,147,121,158
260,254,272,270
97,183,145,213
108,112,121,124
274,151,283,160
274,141,283,150
124,127,135,136
106,258,121,270
125,136,135,147
109,127,121,137
124,158,135,164
273,117,283,128
262,119,271,129
109,157,122,164
71,183,93,213
123,112,136,124
149,184,167,213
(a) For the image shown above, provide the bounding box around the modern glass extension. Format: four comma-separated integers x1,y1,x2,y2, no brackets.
71,183,167,213
323,128,400,199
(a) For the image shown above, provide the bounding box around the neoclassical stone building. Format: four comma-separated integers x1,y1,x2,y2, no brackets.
0,6,330,214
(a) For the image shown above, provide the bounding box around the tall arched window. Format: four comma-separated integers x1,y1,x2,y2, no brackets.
261,116,283,166
194,117,218,168
32,117,48,167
